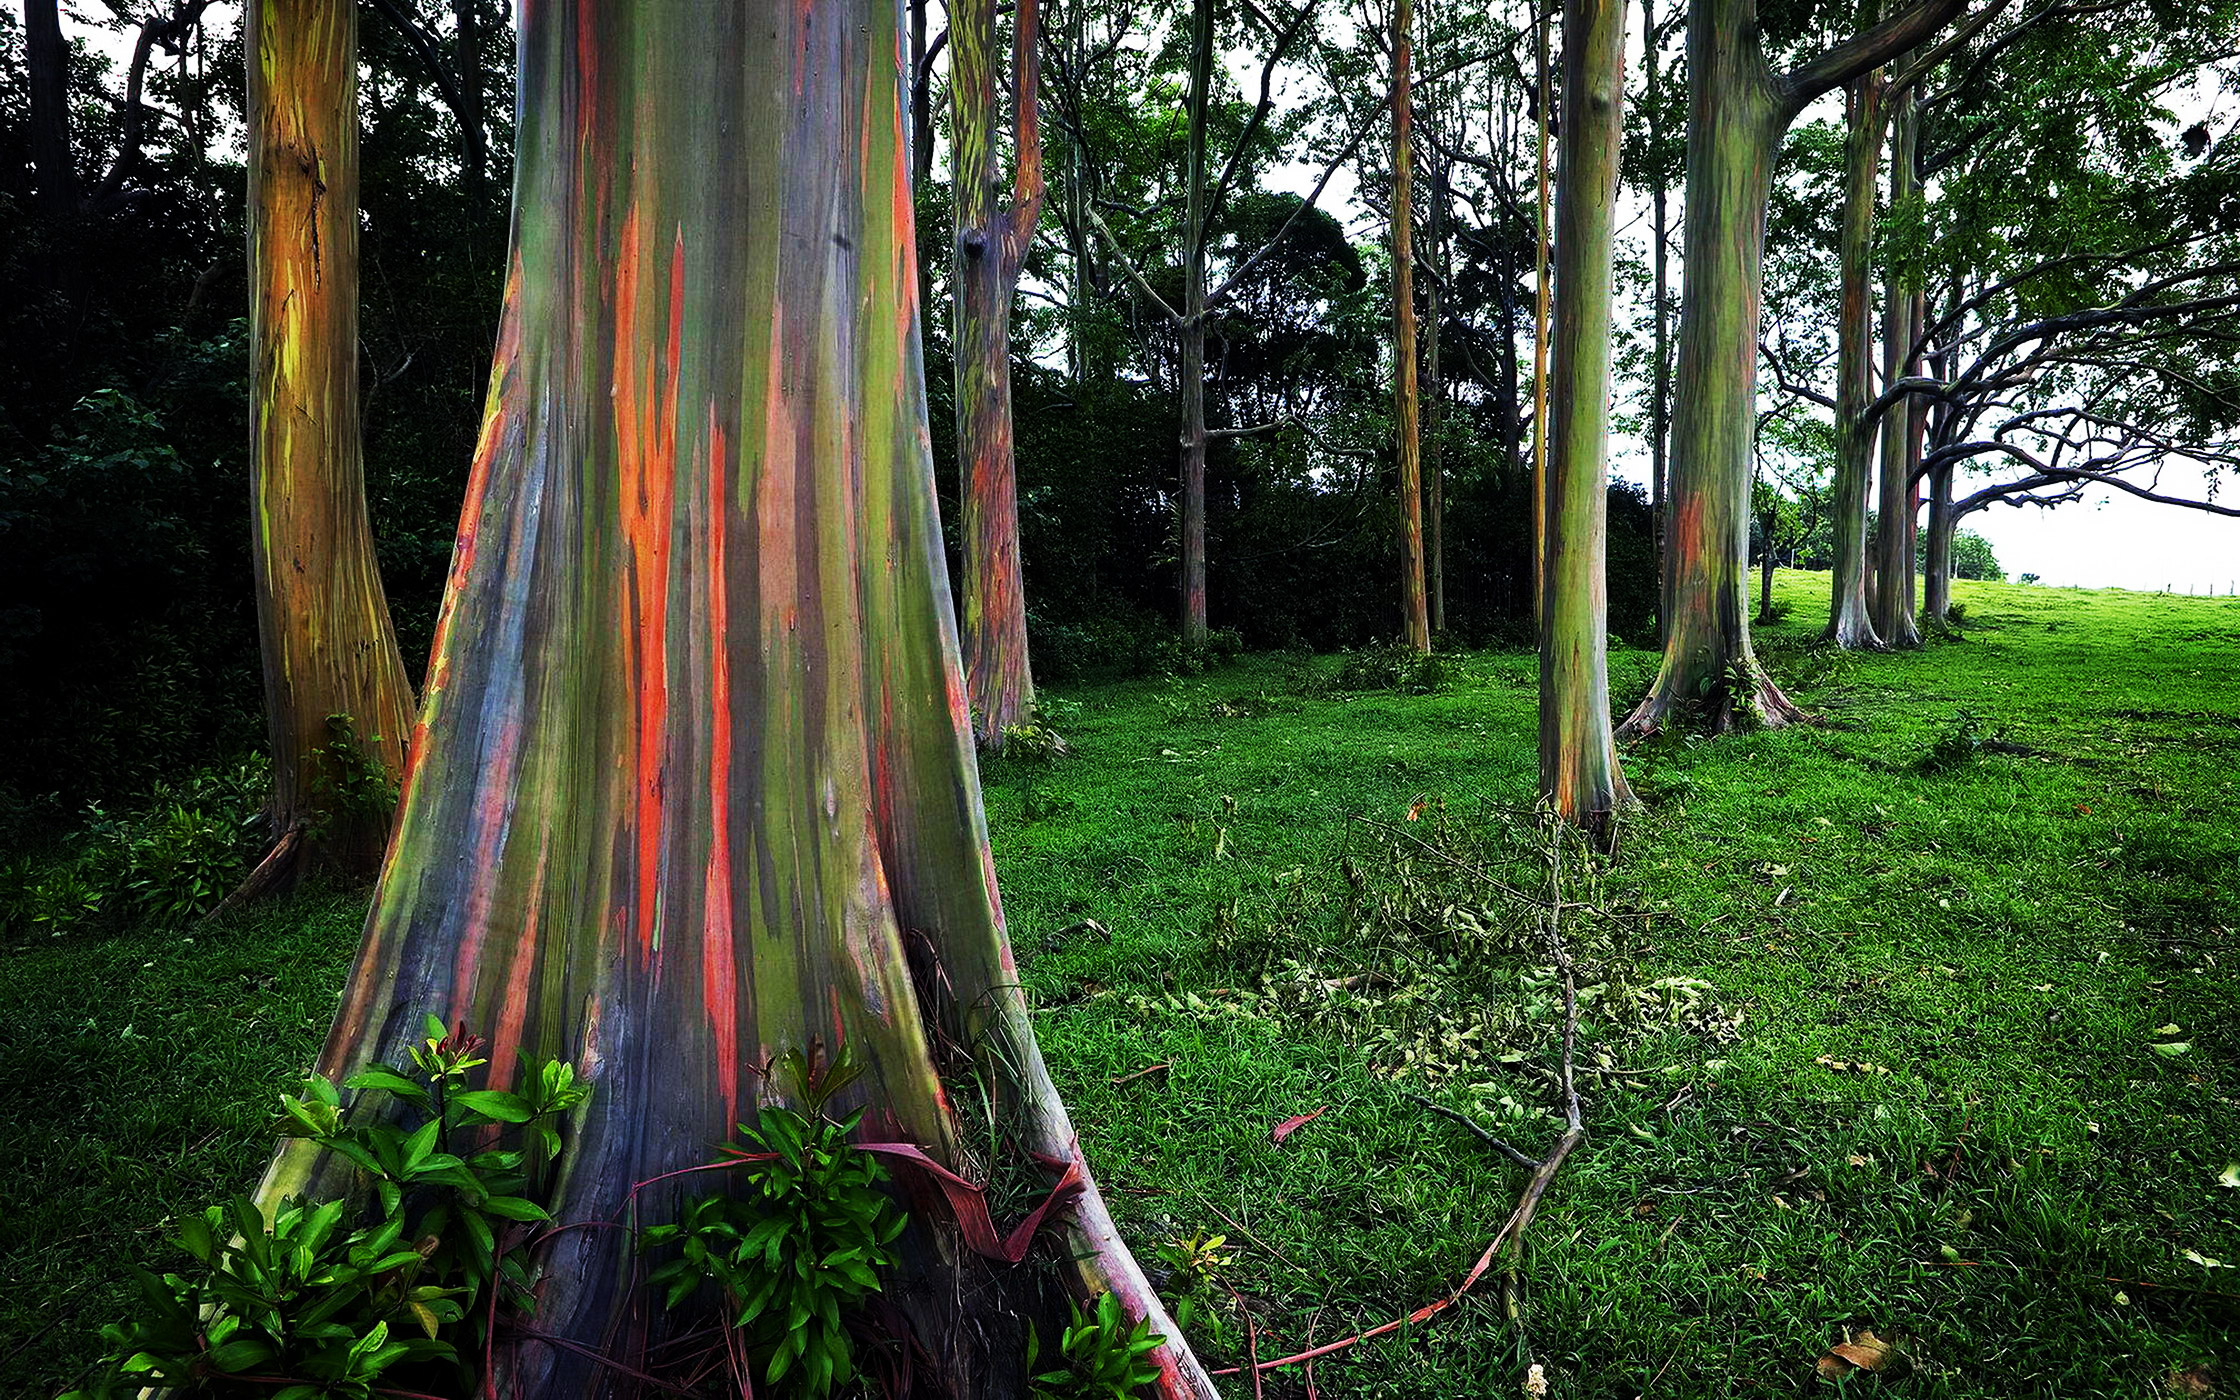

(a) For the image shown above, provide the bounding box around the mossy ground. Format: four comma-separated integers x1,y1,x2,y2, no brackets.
5,573,2236,1397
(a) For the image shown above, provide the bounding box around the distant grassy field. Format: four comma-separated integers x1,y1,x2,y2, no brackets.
4,573,2237,1398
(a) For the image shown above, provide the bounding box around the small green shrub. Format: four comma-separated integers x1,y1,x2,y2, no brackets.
64,1019,588,1400
1028,1290,1165,1400
1918,710,2007,772
1334,641,1452,695
642,1047,906,1399
1000,722,1074,762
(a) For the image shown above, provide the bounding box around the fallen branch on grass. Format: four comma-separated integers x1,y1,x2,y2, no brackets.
1212,826,1591,1378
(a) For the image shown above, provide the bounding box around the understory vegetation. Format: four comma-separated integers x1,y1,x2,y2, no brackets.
3,573,2234,1397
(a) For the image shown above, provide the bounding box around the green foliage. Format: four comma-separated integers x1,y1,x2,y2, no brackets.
1332,641,1453,694
312,714,400,826
1917,710,2011,773
641,1047,906,1400
61,1016,587,1400
1027,1291,1164,1400
0,756,265,939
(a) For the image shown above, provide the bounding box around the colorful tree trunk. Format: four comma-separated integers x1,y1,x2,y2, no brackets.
1393,0,1431,653
1646,0,1672,641
259,6,1213,1395
1178,0,1214,646
953,0,1047,748
1542,0,1637,836
1827,65,1886,650
1873,87,1925,646
245,0,415,883
1426,274,1447,635
1619,0,1965,737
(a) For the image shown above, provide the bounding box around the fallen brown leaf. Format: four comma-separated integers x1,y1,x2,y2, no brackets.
2170,1364,2215,1398
1816,1328,1902,1381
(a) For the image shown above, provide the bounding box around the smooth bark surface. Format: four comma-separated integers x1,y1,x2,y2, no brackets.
1179,0,1215,644
1873,89,1925,646
954,0,1047,746
246,0,414,881
1827,67,1887,649
1542,0,1637,835
1646,0,1672,639
261,6,1212,1395
1393,0,1430,652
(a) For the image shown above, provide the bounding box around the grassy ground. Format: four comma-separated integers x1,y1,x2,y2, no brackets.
4,572,2237,1397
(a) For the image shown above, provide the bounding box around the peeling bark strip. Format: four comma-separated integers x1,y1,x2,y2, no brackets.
953,0,1046,748
259,6,1212,1396
1540,0,1637,836
246,0,414,881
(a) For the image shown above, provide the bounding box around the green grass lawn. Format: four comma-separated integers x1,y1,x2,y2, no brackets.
5,573,2237,1397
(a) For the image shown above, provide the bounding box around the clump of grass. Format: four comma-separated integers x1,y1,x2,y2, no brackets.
1333,641,1454,695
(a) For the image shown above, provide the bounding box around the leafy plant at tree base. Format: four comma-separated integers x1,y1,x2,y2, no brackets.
641,1047,907,1399
1027,1290,1165,1399
62,1018,587,1399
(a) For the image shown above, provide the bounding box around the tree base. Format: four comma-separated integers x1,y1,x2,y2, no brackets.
1617,659,1811,742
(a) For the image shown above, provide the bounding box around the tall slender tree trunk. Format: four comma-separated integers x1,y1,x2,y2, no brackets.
1178,0,1214,645
1646,0,1672,641
1826,64,1886,649
1619,14,1803,735
1393,0,1431,652
1542,0,1636,836
245,0,415,884
25,0,77,225
454,0,483,207
1426,273,1447,635
912,0,936,188
1873,84,1923,645
954,0,1047,748
1924,460,1957,620
258,6,1214,1396
1619,0,1964,737
1530,2,1553,624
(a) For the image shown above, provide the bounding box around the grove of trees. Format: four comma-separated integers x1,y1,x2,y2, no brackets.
4,0,2236,1394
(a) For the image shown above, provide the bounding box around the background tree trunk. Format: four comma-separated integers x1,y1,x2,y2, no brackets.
1827,65,1886,649
259,5,1213,1395
1393,0,1431,652
1177,0,1215,646
1542,0,1637,835
1620,0,1965,736
245,0,414,884
954,0,1047,748
1873,84,1924,646
1619,5,1806,735
25,0,78,225
1646,0,1671,642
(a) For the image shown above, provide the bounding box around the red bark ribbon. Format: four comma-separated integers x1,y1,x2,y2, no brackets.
862,1142,1086,1264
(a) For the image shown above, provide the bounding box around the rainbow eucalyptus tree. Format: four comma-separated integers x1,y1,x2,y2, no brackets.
1871,82,1925,647
1393,0,1431,652
952,0,1048,748
1824,53,1887,650
1541,0,1636,834
260,5,1212,1395
245,0,415,884
1618,0,1970,737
